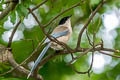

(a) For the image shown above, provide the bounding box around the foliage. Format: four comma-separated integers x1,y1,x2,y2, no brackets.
0,0,120,80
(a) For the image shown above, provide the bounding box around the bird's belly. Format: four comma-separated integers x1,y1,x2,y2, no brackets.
50,35,69,50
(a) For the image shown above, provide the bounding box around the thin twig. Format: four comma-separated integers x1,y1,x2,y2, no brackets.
86,30,93,46
71,53,74,60
68,43,101,65
68,48,93,65
102,48,120,53
43,2,80,27
88,52,94,77
7,20,21,48
31,0,48,11
67,51,94,75
99,51,120,58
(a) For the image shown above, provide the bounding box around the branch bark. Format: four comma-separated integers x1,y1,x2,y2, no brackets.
0,0,18,20
7,49,43,80
7,20,21,47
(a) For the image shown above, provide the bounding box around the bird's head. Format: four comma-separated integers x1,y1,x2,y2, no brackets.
58,15,72,25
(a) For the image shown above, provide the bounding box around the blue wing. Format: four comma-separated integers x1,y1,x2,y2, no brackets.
44,29,69,43
27,29,69,79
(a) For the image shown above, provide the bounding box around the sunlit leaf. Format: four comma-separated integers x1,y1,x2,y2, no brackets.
10,11,16,24
16,4,28,20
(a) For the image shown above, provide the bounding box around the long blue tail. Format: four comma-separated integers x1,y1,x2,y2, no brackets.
27,43,51,79
27,29,69,79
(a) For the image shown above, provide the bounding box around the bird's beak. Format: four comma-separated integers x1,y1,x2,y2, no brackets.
68,15,72,18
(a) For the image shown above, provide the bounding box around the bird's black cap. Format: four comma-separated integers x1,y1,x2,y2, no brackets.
59,15,72,25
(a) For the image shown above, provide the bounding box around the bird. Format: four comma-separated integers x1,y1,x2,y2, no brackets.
27,15,72,79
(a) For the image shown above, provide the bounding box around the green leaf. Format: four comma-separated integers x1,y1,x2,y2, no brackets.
0,0,4,11
90,0,101,6
11,40,34,63
0,63,11,73
12,26,44,63
10,11,16,24
0,77,4,79
32,0,42,4
22,0,31,8
0,78,23,80
115,28,120,49
16,4,28,20
0,3,3,11
88,13,102,34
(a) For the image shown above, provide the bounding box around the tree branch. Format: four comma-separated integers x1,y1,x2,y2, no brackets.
99,51,120,58
0,0,18,20
31,0,48,11
6,49,43,80
43,2,80,27
7,20,21,48
76,0,106,49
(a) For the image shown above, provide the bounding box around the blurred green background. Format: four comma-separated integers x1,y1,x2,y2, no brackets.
0,0,120,80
